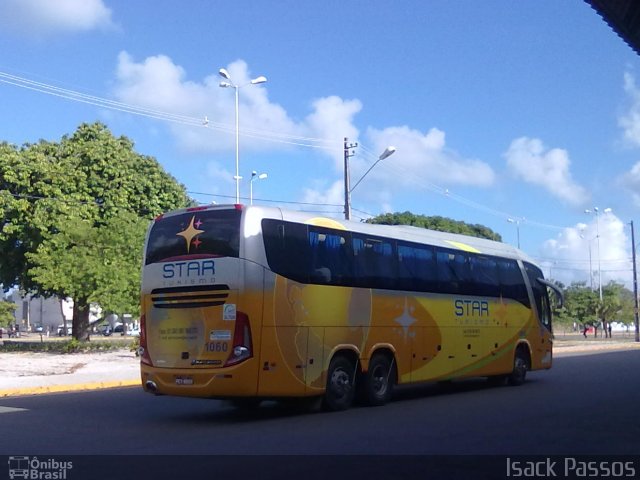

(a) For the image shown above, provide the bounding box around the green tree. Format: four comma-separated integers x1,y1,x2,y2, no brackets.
617,286,636,331
26,212,148,330
0,300,17,328
597,282,624,338
560,282,598,334
0,122,191,340
367,211,502,241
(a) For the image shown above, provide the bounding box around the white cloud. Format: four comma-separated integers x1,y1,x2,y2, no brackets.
619,72,640,147
504,137,589,206
300,180,345,216
618,161,640,207
365,126,495,188
541,212,630,288
0,0,114,36
112,53,500,213
305,96,361,170
114,53,303,154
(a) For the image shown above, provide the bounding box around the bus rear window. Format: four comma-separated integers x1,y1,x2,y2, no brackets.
145,209,241,265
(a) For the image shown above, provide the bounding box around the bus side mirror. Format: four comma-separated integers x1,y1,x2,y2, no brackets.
537,277,564,309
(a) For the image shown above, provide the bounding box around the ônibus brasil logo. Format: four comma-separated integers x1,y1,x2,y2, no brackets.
8,456,73,479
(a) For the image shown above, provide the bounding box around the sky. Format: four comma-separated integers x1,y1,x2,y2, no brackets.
1,0,640,290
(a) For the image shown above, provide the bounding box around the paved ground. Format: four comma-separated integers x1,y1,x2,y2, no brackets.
0,333,638,398
0,348,140,397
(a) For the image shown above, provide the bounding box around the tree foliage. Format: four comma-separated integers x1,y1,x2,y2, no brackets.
0,300,17,328
367,211,502,241
558,282,598,329
557,281,629,338
0,122,191,340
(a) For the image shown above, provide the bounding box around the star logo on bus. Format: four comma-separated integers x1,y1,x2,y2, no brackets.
176,215,204,253
393,297,417,340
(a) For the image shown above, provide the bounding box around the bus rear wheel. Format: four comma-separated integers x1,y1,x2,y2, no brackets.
508,348,529,386
323,355,356,411
362,353,396,406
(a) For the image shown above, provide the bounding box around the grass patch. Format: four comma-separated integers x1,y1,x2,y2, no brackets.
0,339,134,353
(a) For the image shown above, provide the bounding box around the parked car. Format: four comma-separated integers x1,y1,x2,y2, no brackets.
99,325,113,336
57,325,72,336
34,325,44,333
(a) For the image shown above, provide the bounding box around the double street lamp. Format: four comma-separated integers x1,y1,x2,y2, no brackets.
219,68,267,203
507,218,522,249
250,170,267,205
584,207,612,301
344,145,396,220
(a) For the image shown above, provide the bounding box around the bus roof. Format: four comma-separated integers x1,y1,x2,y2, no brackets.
160,204,536,266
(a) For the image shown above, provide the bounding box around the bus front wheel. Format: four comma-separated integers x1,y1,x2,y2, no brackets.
323,355,356,411
508,348,529,386
362,353,396,406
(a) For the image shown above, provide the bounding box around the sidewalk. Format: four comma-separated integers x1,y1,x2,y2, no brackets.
0,348,140,398
0,337,638,398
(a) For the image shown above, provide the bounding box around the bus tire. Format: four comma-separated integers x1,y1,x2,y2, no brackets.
323,355,356,411
362,353,396,406
508,347,529,386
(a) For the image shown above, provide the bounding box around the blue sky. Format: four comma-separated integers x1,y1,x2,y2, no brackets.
1,0,639,288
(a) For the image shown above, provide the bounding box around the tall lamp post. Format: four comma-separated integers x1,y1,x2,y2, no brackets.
219,68,267,203
250,170,267,205
507,218,521,249
585,207,612,301
630,220,640,342
343,142,396,220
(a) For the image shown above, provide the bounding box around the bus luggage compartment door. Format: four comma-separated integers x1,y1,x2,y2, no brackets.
258,326,310,396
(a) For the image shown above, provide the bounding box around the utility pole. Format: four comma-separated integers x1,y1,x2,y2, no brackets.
343,137,358,220
631,220,639,342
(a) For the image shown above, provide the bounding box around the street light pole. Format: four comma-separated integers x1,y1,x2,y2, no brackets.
630,220,640,342
507,218,521,249
250,171,267,205
343,137,357,220
343,137,396,220
219,68,267,204
585,207,611,301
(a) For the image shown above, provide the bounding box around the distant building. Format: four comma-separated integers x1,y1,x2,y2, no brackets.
6,292,101,333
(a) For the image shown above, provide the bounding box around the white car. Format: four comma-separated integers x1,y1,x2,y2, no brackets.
57,325,72,336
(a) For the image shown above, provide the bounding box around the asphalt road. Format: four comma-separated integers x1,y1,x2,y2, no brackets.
1,349,638,457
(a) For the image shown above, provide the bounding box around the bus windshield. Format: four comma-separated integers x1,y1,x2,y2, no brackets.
145,208,241,264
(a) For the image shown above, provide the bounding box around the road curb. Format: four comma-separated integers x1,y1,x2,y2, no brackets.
0,379,140,398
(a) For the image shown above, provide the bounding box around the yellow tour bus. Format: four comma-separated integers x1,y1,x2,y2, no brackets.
139,204,562,410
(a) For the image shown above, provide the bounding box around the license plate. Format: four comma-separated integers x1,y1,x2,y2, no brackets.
175,376,193,385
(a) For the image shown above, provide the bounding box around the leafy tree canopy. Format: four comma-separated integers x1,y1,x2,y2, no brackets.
366,211,502,241
0,300,17,328
556,281,631,337
0,122,191,339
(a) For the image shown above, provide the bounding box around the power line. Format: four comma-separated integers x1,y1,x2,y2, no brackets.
0,69,590,232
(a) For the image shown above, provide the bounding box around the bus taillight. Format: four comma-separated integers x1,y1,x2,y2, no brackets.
139,314,153,366
224,311,253,366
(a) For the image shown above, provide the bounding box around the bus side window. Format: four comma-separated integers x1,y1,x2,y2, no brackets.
352,234,395,289
524,262,552,329
436,248,469,295
262,219,311,283
497,259,529,307
397,242,436,292
309,228,353,286
468,255,499,297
